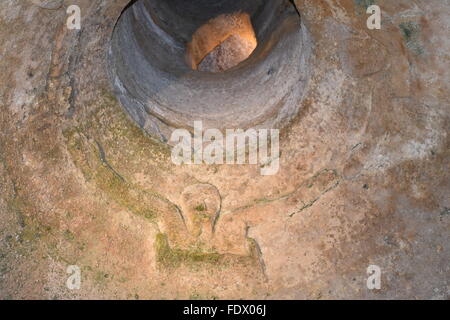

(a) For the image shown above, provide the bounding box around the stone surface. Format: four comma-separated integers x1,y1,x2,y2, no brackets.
0,0,448,300
30,0,63,10
108,0,312,141
198,34,257,73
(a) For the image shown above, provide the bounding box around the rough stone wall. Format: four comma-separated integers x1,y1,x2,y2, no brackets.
188,12,257,71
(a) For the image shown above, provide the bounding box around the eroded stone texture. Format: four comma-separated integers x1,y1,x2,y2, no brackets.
0,0,448,300
187,12,257,72
30,0,63,10
198,34,257,73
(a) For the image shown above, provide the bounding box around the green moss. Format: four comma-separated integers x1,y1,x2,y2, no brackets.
194,204,206,212
399,21,424,55
89,89,171,160
246,238,260,258
354,0,376,14
118,276,129,283
94,270,110,286
6,197,43,244
354,0,375,9
64,128,160,222
62,88,182,225
189,292,219,300
155,233,221,269
189,292,203,300
255,197,273,205
63,230,75,241
1,204,80,268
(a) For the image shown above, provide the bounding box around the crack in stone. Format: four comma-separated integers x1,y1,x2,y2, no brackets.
224,169,341,217
288,179,340,217
94,139,126,183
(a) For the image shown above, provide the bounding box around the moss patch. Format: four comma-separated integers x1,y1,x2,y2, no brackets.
155,233,222,269
194,203,206,212
399,21,424,55
85,89,171,169
354,0,376,15
62,88,182,224
64,128,164,222
354,0,376,9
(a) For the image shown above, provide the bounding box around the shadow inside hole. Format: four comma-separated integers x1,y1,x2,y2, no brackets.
108,0,309,141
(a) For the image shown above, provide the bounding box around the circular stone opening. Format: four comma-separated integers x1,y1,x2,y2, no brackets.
108,0,313,142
